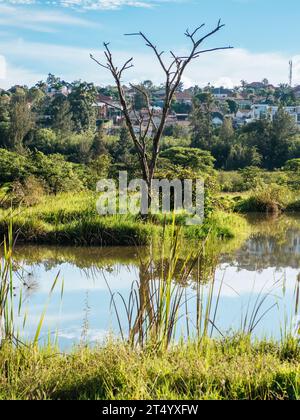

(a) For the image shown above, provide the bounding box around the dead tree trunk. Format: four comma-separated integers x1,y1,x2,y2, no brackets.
91,20,232,207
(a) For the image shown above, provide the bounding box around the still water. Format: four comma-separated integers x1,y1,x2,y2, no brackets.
10,214,300,349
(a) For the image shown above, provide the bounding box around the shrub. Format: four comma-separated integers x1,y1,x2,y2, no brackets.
10,176,45,207
0,149,32,183
284,158,300,172
31,152,84,194
159,147,215,173
235,183,291,213
218,171,244,193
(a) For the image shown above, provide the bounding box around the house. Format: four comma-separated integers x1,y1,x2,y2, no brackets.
211,112,224,126
94,94,122,122
234,97,253,109
246,82,275,91
212,87,232,99
234,109,253,126
251,104,300,126
152,88,166,101
246,82,265,90
46,85,70,97
176,113,189,122
174,91,193,105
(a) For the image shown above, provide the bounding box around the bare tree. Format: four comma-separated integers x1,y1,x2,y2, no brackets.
91,20,232,202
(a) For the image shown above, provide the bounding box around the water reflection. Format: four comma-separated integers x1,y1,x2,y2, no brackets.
6,214,300,349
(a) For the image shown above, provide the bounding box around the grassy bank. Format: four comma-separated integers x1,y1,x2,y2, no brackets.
0,336,299,400
0,209,299,401
0,192,249,246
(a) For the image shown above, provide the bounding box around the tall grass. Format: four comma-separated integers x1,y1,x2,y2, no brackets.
107,221,300,351
0,192,248,246
0,221,14,343
107,221,234,350
0,223,62,349
0,219,299,399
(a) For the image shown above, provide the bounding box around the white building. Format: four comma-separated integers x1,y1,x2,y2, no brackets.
251,104,300,126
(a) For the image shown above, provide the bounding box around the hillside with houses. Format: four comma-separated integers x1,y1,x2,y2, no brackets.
30,75,300,134
90,81,300,132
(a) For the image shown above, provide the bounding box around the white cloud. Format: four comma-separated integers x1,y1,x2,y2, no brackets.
0,0,169,9
0,4,95,32
0,37,299,89
0,55,7,79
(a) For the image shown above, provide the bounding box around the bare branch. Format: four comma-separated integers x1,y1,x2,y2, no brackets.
92,21,232,190
184,24,205,45
90,54,110,70
125,32,169,75
118,58,134,78
130,83,158,133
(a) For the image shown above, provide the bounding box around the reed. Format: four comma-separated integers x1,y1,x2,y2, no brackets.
107,220,228,350
0,220,14,344
0,222,62,349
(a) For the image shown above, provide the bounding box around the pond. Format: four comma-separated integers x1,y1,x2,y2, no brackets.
8,214,300,349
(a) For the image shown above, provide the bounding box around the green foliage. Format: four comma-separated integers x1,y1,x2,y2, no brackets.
190,93,214,149
236,183,292,213
226,98,239,114
159,147,215,173
240,166,263,190
0,95,10,148
162,124,190,138
284,158,300,172
242,108,298,169
0,336,299,400
217,171,244,193
46,95,74,134
226,143,262,170
31,152,84,194
0,149,31,183
133,85,147,110
28,128,58,153
171,101,192,114
160,136,190,151
9,94,34,151
9,176,45,207
68,82,97,132
91,126,108,158
109,126,139,177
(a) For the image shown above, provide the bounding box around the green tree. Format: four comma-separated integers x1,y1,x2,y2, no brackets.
0,149,31,183
68,82,97,132
0,94,11,148
27,128,58,154
283,158,300,172
91,125,108,158
270,106,298,168
159,147,215,173
133,85,147,111
53,97,74,134
226,99,238,115
9,93,34,151
114,125,132,163
226,143,262,170
45,95,74,134
219,118,234,143
32,151,83,194
190,93,215,149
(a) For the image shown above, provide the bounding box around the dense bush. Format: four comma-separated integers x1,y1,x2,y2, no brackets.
159,147,215,173
235,183,292,213
284,158,300,172
31,152,84,194
0,149,87,195
0,149,32,183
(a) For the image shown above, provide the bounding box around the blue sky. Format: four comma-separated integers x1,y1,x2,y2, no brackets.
0,0,300,88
